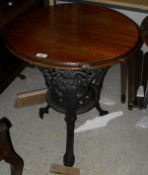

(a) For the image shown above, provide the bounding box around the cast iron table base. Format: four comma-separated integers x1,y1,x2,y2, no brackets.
39,67,109,166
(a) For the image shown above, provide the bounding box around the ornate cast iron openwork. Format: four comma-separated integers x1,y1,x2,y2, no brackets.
39,67,109,166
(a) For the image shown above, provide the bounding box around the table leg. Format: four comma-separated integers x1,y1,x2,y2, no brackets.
62,82,77,166
52,70,88,166
39,103,50,119
39,69,53,119
94,68,109,115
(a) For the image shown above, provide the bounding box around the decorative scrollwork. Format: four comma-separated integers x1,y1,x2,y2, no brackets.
39,68,109,116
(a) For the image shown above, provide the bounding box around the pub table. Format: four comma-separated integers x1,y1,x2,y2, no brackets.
5,3,142,166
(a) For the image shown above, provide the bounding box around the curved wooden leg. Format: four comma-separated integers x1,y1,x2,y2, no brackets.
0,120,24,175
7,154,24,175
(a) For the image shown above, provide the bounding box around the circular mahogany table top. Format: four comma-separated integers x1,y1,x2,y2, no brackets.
5,4,142,70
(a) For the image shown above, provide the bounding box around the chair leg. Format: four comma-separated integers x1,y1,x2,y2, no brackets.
143,52,148,108
128,53,137,110
0,119,24,175
120,61,128,103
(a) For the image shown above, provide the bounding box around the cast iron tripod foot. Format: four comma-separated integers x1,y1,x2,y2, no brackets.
63,153,75,167
39,105,50,119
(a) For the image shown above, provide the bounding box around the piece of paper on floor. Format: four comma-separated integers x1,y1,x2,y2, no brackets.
75,111,123,133
100,97,115,106
135,116,148,128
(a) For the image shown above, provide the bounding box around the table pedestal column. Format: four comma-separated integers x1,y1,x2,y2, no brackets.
39,68,109,166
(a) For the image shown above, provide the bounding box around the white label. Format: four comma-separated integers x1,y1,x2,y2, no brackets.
137,85,144,97
36,53,48,58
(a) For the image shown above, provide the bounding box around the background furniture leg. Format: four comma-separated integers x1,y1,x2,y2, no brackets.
128,54,137,110
0,119,24,175
120,61,128,103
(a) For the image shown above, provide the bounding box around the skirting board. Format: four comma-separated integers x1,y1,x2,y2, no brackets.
50,163,80,175
15,88,47,108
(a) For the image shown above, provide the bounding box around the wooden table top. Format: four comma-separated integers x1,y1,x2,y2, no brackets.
5,4,142,70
